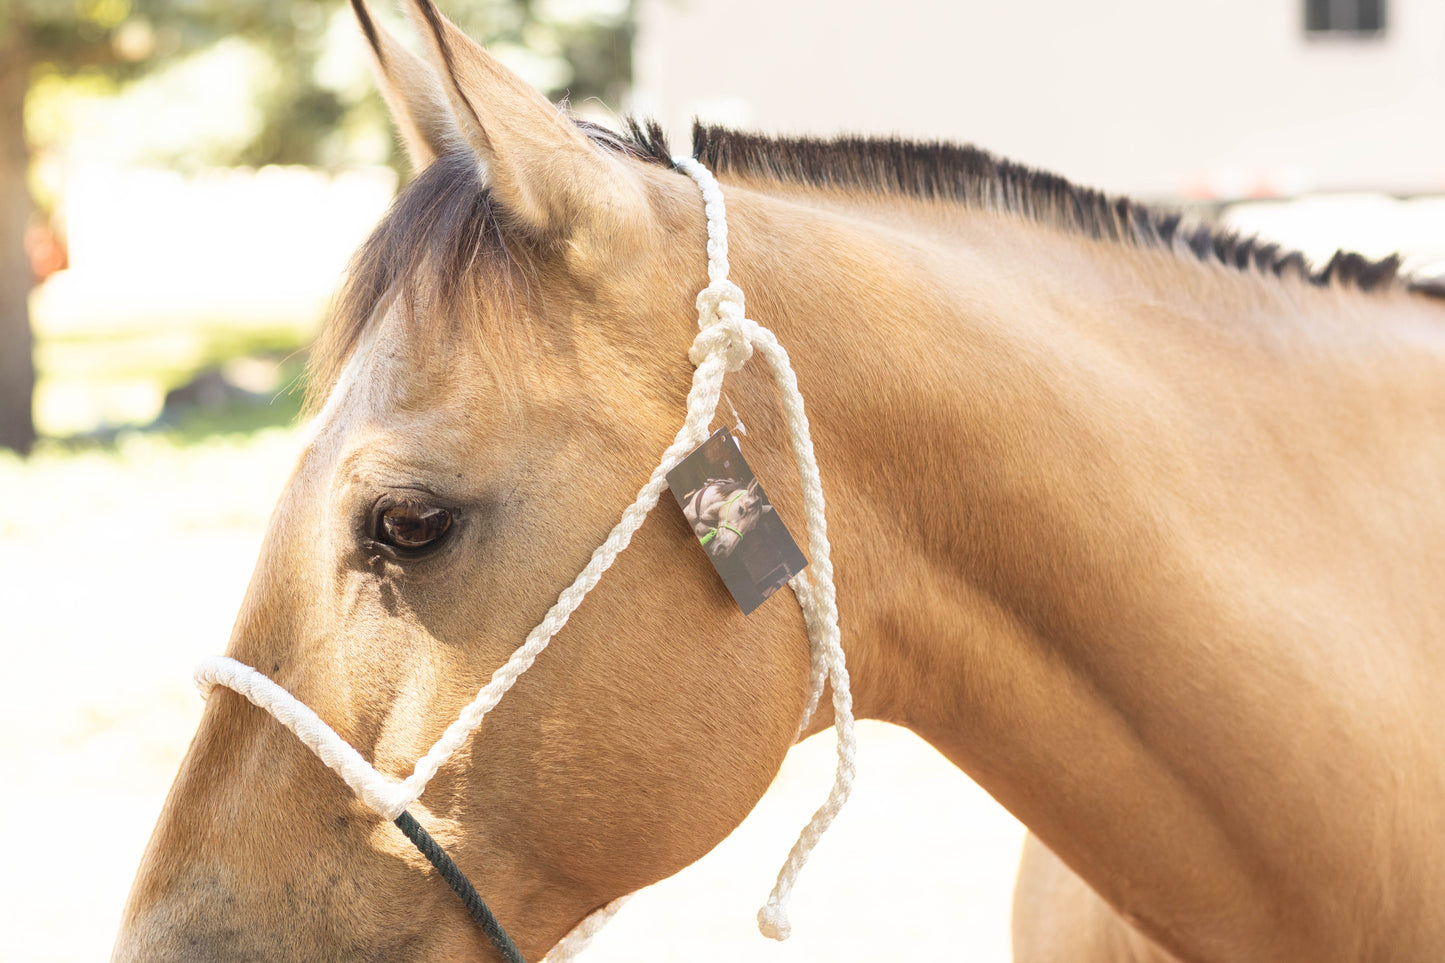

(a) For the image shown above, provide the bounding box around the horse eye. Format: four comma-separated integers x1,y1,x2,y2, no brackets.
375,499,452,552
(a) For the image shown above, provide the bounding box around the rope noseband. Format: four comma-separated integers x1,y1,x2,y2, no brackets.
194,157,856,961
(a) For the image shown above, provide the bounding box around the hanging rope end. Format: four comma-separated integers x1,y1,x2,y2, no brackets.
757,900,792,941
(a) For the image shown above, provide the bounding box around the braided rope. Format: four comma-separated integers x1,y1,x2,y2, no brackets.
672,157,856,941
195,157,855,955
196,655,412,816
539,896,631,963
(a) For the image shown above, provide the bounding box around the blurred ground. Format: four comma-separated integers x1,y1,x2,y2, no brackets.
31,164,395,436
0,428,304,963
0,425,1026,963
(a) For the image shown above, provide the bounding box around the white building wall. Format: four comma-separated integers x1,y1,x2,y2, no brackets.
632,0,1445,199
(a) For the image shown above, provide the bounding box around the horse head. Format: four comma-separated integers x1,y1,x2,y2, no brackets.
112,3,817,959
704,478,772,561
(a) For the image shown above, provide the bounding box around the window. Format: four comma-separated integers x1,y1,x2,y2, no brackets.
1305,0,1386,36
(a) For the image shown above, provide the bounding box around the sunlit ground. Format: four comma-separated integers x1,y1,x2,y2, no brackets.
28,164,395,436
0,428,307,962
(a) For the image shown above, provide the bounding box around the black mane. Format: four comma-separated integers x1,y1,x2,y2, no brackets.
623,119,1432,297
309,117,1439,409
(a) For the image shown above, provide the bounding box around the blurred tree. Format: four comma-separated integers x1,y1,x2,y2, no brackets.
2,10,36,454
0,0,633,454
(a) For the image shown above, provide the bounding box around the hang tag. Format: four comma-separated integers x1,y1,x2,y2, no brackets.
667,427,809,614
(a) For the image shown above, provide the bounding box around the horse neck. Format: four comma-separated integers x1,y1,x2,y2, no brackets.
720,179,1445,956
721,182,1208,731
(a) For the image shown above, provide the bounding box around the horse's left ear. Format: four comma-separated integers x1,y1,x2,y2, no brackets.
401,0,647,242
350,0,458,173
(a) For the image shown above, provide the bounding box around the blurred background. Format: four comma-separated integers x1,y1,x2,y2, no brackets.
1,0,1442,960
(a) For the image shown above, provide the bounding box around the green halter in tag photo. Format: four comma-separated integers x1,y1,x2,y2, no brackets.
666,427,809,614
698,489,748,547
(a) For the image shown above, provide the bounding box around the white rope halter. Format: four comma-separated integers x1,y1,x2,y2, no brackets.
194,157,856,958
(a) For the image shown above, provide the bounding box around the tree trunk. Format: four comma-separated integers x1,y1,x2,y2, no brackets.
0,17,36,455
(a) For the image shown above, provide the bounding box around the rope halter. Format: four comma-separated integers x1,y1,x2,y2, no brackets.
192,156,856,960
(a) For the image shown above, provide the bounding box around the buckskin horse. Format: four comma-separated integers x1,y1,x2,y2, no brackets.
113,2,1445,960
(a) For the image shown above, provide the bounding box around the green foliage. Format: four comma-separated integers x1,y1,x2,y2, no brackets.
12,0,635,169
447,0,635,108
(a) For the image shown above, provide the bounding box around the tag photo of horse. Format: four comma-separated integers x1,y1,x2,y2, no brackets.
667,427,808,614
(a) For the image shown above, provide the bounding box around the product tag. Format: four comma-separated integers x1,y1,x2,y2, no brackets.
667,427,809,614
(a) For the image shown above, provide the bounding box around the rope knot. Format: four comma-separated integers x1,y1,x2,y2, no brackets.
690,279,753,371
696,277,746,326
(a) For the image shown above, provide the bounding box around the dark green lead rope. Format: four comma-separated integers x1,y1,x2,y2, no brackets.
394,810,528,963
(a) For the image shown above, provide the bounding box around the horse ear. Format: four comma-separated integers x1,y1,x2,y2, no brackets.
399,0,646,241
350,0,459,172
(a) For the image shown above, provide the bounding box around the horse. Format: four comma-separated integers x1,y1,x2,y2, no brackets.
681,478,771,560
113,2,1445,961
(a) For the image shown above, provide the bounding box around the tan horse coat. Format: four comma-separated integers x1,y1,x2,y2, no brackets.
115,3,1445,961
